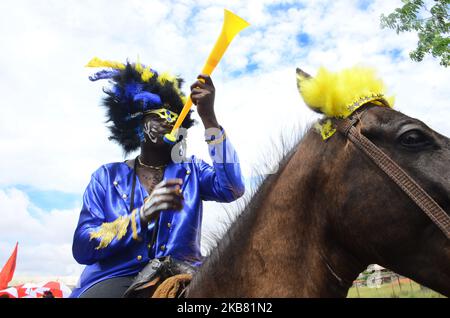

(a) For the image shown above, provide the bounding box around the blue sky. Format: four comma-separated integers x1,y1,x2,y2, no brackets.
357,0,373,11
0,0,449,282
8,185,80,212
296,32,311,47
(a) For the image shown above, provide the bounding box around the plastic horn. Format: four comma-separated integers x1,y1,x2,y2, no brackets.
163,9,250,144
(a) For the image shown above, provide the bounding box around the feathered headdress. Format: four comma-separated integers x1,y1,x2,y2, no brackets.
296,66,395,140
86,57,194,154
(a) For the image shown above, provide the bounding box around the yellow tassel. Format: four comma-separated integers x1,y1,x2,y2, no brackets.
152,274,192,298
86,57,126,70
89,215,130,249
141,67,155,82
135,62,143,74
157,72,177,85
156,72,187,103
314,119,337,140
298,66,394,119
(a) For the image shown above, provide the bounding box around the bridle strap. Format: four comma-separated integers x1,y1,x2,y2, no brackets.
336,114,450,239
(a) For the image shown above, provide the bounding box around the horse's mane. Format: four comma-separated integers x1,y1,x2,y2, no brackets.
193,122,313,282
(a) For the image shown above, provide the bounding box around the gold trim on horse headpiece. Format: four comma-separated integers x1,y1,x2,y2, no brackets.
296,66,395,140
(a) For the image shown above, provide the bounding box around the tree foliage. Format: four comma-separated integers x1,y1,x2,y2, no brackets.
380,0,449,67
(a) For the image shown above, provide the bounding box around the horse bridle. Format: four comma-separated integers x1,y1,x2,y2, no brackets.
335,109,450,240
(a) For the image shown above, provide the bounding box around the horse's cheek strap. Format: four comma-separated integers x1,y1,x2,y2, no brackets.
336,117,450,239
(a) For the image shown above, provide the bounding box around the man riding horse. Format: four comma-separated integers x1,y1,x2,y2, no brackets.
70,58,245,298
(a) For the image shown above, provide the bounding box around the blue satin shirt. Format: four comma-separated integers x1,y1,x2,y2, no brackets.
70,129,245,297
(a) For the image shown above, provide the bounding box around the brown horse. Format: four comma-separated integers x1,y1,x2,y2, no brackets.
185,68,450,297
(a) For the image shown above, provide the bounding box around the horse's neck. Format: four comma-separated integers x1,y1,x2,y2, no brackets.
187,132,363,297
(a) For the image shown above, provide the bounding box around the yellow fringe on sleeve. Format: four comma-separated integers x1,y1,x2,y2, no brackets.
131,209,139,240
89,215,130,250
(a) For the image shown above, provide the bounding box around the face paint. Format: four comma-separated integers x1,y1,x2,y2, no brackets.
143,121,158,143
142,108,178,145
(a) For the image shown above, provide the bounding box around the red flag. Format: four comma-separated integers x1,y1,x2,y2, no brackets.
0,242,18,289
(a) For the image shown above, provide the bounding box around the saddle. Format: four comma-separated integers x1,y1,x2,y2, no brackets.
123,256,196,298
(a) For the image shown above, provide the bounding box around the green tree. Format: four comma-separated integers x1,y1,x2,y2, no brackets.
380,0,449,67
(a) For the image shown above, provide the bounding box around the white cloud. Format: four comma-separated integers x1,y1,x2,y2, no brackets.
0,0,449,279
0,189,83,277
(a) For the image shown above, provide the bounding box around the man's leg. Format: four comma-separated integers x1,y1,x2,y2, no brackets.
79,276,135,298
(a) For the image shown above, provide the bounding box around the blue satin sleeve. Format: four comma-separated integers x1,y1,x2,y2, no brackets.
198,128,245,202
72,175,144,265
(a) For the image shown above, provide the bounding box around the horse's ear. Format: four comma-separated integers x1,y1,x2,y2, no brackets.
296,68,311,79
296,67,311,93
296,68,324,115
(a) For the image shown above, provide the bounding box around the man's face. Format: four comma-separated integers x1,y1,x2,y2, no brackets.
142,114,175,146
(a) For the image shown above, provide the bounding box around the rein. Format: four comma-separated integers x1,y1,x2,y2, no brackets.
336,111,450,239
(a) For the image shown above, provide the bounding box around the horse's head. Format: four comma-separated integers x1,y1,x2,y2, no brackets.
296,66,450,296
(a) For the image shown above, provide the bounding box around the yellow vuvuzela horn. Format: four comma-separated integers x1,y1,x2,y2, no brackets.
164,9,250,144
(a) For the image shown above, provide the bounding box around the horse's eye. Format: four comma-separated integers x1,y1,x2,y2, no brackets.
399,130,431,148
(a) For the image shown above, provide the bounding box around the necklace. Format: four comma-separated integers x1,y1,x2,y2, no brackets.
137,155,167,170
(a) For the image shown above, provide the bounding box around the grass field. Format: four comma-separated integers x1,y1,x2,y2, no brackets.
347,279,445,298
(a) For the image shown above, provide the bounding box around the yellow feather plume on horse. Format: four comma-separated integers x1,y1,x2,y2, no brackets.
297,66,395,119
